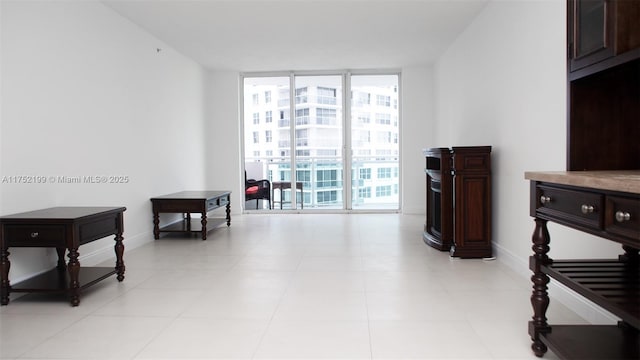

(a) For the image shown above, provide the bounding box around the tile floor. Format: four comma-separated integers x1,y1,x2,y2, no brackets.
0,214,580,359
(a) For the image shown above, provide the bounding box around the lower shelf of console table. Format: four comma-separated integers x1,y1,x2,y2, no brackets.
542,259,639,327
538,259,639,359
540,325,639,360
159,218,228,235
10,267,117,293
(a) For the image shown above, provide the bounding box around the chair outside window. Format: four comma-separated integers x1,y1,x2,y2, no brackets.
245,171,271,209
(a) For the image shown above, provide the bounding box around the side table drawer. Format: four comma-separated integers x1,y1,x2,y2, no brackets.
3,225,66,247
536,185,603,230
605,195,640,245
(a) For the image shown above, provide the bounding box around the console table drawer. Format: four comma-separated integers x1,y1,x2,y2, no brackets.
207,196,228,211
153,200,202,213
4,225,66,247
536,184,603,229
605,195,640,245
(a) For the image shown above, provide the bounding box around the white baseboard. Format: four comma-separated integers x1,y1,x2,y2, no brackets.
493,242,619,325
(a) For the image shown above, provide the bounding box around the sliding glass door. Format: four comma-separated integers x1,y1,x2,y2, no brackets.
243,72,399,211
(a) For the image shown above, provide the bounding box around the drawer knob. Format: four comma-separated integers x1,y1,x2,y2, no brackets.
30,232,39,238
615,211,631,222
581,204,594,214
540,195,551,204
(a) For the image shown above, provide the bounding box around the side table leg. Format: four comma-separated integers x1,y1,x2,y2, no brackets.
226,197,231,226
67,248,81,306
153,211,160,240
1,247,10,305
56,247,66,270
529,218,551,357
114,231,125,282
201,213,207,240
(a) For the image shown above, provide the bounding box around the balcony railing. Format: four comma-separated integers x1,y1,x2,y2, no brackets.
244,156,399,209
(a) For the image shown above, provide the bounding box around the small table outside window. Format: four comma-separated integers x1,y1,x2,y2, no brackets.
271,182,303,209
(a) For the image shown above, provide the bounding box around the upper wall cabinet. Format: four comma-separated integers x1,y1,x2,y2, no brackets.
568,0,640,76
566,0,640,171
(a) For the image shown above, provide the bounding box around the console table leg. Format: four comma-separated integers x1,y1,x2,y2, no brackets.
226,198,231,226
1,247,10,305
201,213,207,240
529,218,551,357
619,245,639,263
153,212,160,240
67,248,81,306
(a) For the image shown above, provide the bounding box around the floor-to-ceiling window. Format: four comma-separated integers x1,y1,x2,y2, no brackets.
242,72,400,212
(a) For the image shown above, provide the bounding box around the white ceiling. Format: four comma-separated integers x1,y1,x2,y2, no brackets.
102,0,489,72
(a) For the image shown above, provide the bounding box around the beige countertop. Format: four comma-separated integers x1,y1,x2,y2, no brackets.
524,170,640,194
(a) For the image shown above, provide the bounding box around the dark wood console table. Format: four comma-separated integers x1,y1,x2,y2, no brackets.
272,182,303,209
150,191,231,240
525,171,639,359
0,207,126,306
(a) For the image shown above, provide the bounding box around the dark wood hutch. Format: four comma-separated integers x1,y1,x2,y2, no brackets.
526,0,640,359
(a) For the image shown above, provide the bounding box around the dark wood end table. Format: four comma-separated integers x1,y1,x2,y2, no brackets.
0,206,126,306
150,190,231,240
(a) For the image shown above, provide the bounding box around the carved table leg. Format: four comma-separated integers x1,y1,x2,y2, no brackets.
201,213,207,240
226,198,231,226
56,247,66,270
1,247,10,305
529,218,551,357
114,225,125,282
153,211,160,240
67,248,81,306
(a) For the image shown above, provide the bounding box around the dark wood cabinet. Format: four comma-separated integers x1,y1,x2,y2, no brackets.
567,0,640,171
423,146,492,258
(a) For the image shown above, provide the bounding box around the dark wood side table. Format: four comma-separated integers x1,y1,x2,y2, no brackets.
150,191,231,240
271,182,303,209
0,207,126,306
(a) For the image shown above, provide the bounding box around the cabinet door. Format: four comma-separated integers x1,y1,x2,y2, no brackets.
569,0,614,72
569,0,640,73
451,174,492,258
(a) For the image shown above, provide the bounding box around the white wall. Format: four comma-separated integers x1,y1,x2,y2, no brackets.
434,0,621,322
1,1,207,281
204,70,244,208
